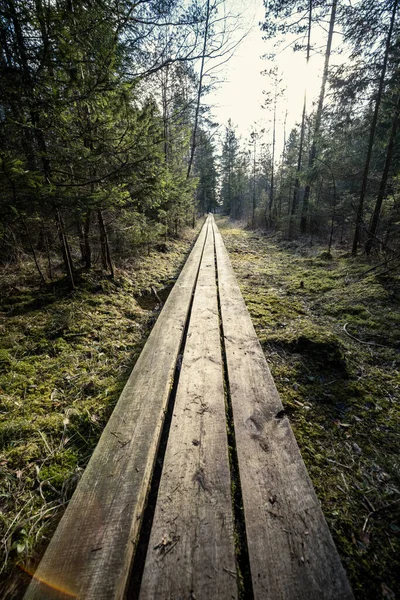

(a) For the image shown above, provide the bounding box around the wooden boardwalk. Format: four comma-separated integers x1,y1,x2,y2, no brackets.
25,216,354,600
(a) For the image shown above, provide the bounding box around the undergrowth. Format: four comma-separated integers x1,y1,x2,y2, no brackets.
0,223,202,598
218,216,400,600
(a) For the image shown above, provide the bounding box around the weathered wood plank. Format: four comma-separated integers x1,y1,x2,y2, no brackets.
212,217,354,600
24,219,209,600
139,220,238,600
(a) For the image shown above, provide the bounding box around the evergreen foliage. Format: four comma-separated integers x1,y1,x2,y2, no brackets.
0,0,221,287
220,0,400,260
194,128,218,214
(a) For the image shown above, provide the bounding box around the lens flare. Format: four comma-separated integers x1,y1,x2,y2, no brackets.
18,564,77,599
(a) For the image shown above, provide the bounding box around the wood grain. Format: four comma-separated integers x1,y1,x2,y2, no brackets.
212,218,354,600
139,219,238,600
24,214,355,600
24,219,209,600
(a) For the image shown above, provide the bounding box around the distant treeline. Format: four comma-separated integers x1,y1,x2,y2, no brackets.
220,0,400,258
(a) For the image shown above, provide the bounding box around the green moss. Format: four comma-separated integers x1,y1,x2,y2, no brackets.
218,216,400,600
0,222,202,584
39,450,78,492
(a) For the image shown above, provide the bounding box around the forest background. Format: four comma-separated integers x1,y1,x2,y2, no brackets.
0,0,399,598
1,0,400,279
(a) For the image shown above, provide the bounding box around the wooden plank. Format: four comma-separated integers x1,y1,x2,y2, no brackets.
139,220,238,600
24,219,210,600
212,217,354,600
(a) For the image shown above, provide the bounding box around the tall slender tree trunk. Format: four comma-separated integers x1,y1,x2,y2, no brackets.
301,0,337,234
268,97,277,226
365,93,400,256
78,212,92,268
314,158,337,254
290,95,306,218
45,229,53,281
252,134,257,229
55,209,75,290
277,108,288,220
287,177,293,215
283,108,288,152
162,64,170,163
34,0,53,75
8,0,77,286
352,0,398,255
187,0,210,179
83,212,92,268
290,0,312,238
340,214,345,245
97,210,114,278
328,180,337,256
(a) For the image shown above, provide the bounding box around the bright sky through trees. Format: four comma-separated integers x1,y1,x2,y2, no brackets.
206,0,332,152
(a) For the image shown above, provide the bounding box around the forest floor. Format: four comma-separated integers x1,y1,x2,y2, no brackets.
0,221,203,598
217,216,400,600
1,216,399,599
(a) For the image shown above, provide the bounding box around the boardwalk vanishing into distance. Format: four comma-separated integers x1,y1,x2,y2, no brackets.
25,216,354,600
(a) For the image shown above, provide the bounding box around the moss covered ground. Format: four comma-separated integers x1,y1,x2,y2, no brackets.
0,223,202,597
218,216,400,600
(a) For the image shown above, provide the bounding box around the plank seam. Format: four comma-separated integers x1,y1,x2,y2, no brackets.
212,218,354,599
212,223,254,600
126,221,210,600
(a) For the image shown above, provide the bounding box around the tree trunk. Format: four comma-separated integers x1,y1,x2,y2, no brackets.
81,212,92,268
277,109,288,221
295,0,311,215
340,214,345,245
268,98,277,226
301,0,337,234
12,13,71,283
290,95,306,235
252,134,257,229
34,0,53,75
290,1,311,237
187,0,210,179
365,92,400,256
162,64,170,162
287,177,293,216
352,0,398,255
313,158,337,255
45,229,53,281
55,209,75,290
97,210,114,278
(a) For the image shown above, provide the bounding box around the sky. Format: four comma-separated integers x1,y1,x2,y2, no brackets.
204,0,331,157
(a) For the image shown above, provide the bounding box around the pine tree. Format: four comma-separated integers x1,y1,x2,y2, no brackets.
220,120,239,216
195,129,218,214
